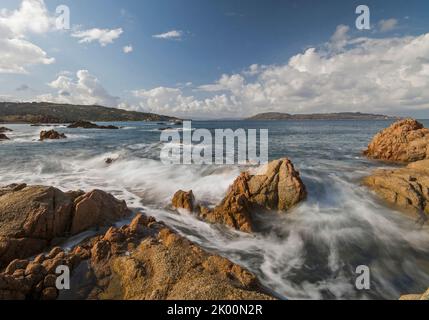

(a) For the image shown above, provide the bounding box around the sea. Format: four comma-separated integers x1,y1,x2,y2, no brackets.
1,119,429,300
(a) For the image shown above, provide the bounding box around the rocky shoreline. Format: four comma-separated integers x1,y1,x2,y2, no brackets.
0,180,279,300
363,118,429,300
1,118,429,300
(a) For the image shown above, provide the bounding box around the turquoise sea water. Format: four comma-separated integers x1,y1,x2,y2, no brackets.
1,119,429,300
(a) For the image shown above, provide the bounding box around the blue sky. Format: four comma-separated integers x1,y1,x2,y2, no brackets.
1,0,429,118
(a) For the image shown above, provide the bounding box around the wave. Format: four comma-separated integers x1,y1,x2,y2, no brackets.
1,128,429,300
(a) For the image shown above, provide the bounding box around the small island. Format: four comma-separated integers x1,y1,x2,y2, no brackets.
246,112,399,121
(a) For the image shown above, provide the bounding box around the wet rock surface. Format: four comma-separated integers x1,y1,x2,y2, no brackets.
0,127,12,133
39,130,67,141
172,158,307,232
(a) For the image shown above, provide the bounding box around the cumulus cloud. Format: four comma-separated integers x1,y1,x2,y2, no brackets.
152,30,183,40
72,28,123,46
329,24,350,51
123,45,133,53
378,19,398,32
0,0,55,73
129,26,429,118
129,87,238,118
0,36,55,73
0,0,54,36
37,70,119,107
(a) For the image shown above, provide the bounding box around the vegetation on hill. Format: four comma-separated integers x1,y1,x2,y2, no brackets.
0,102,179,123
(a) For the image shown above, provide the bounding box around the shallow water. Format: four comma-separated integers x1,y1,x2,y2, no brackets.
1,120,429,300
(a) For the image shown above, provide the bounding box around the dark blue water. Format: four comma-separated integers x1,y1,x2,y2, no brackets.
1,120,429,300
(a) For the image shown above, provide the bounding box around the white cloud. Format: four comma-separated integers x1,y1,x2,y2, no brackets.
129,26,429,118
329,24,350,51
379,19,398,32
198,74,245,93
243,64,263,76
123,45,133,53
37,70,119,107
72,28,123,46
0,0,55,74
0,36,55,73
128,86,237,118
152,30,183,40
0,0,54,36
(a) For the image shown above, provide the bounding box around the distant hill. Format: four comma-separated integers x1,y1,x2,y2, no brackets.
0,102,179,123
246,112,399,121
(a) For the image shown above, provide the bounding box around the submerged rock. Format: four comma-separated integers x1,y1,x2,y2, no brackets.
0,184,131,267
39,130,66,141
0,127,12,133
68,121,119,130
363,159,429,223
105,158,116,165
0,134,9,141
172,158,307,232
158,127,173,131
364,119,429,163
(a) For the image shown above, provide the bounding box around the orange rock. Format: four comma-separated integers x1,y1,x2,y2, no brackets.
71,190,131,235
364,119,429,162
172,190,195,212
41,287,58,300
172,158,306,233
363,159,429,221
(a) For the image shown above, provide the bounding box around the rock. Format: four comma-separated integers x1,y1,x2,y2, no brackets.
5,259,29,275
363,159,429,222
39,130,67,141
400,288,429,300
231,158,307,211
46,247,63,259
68,121,119,130
41,287,58,300
172,158,306,232
79,214,274,300
0,127,12,133
364,119,429,163
105,158,115,165
0,183,27,196
172,190,195,212
0,185,73,267
71,190,131,235
43,274,57,288
0,185,131,267
0,133,10,141
158,127,173,131
0,250,72,300
0,210,274,300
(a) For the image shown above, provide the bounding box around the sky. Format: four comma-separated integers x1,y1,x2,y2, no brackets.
1,0,429,119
